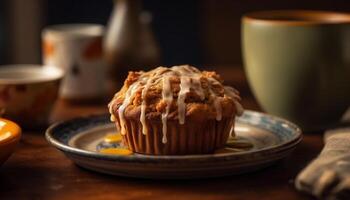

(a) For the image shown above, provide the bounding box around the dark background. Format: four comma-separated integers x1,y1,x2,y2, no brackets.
1,0,350,66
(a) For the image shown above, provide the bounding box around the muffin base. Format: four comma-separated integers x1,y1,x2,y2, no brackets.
115,117,234,155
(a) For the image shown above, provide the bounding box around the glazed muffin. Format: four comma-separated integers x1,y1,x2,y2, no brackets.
108,65,243,155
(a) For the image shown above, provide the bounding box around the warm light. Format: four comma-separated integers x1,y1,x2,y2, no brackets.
0,121,6,130
0,131,11,141
235,126,250,132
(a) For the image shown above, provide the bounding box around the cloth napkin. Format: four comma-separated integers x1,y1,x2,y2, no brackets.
295,127,350,199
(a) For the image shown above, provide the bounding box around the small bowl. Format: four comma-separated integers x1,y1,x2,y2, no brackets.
0,118,21,166
0,65,64,129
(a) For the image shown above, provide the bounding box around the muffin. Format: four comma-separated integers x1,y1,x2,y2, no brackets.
108,65,243,155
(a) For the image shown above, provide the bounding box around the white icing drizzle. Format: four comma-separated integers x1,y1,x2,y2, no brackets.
224,86,241,101
207,78,223,121
208,87,222,121
229,125,235,138
177,76,191,124
224,86,244,115
110,114,116,122
161,76,173,143
172,65,206,124
139,67,168,135
108,65,244,144
118,82,141,135
108,94,118,122
214,97,223,121
140,82,152,135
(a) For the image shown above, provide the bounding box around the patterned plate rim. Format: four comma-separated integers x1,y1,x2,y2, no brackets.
46,110,302,162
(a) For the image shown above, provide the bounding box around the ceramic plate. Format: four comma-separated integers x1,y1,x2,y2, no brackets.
46,110,302,179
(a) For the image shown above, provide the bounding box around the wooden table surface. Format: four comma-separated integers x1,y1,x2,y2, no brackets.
0,68,322,200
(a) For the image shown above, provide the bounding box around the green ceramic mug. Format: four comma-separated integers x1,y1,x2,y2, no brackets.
242,10,350,130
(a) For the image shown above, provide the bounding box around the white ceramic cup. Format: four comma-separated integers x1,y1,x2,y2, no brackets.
42,24,107,101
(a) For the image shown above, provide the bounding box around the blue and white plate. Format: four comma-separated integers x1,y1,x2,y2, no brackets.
46,110,302,179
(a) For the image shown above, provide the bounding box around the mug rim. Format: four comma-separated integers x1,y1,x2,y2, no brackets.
43,23,104,39
243,10,350,26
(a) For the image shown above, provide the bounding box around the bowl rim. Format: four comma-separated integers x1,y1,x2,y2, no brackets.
0,64,64,84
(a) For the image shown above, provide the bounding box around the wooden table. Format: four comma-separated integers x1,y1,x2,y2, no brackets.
0,68,323,200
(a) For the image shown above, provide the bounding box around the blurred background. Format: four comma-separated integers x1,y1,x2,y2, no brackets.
1,0,349,67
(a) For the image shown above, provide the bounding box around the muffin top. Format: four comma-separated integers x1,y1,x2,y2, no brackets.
108,65,243,143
